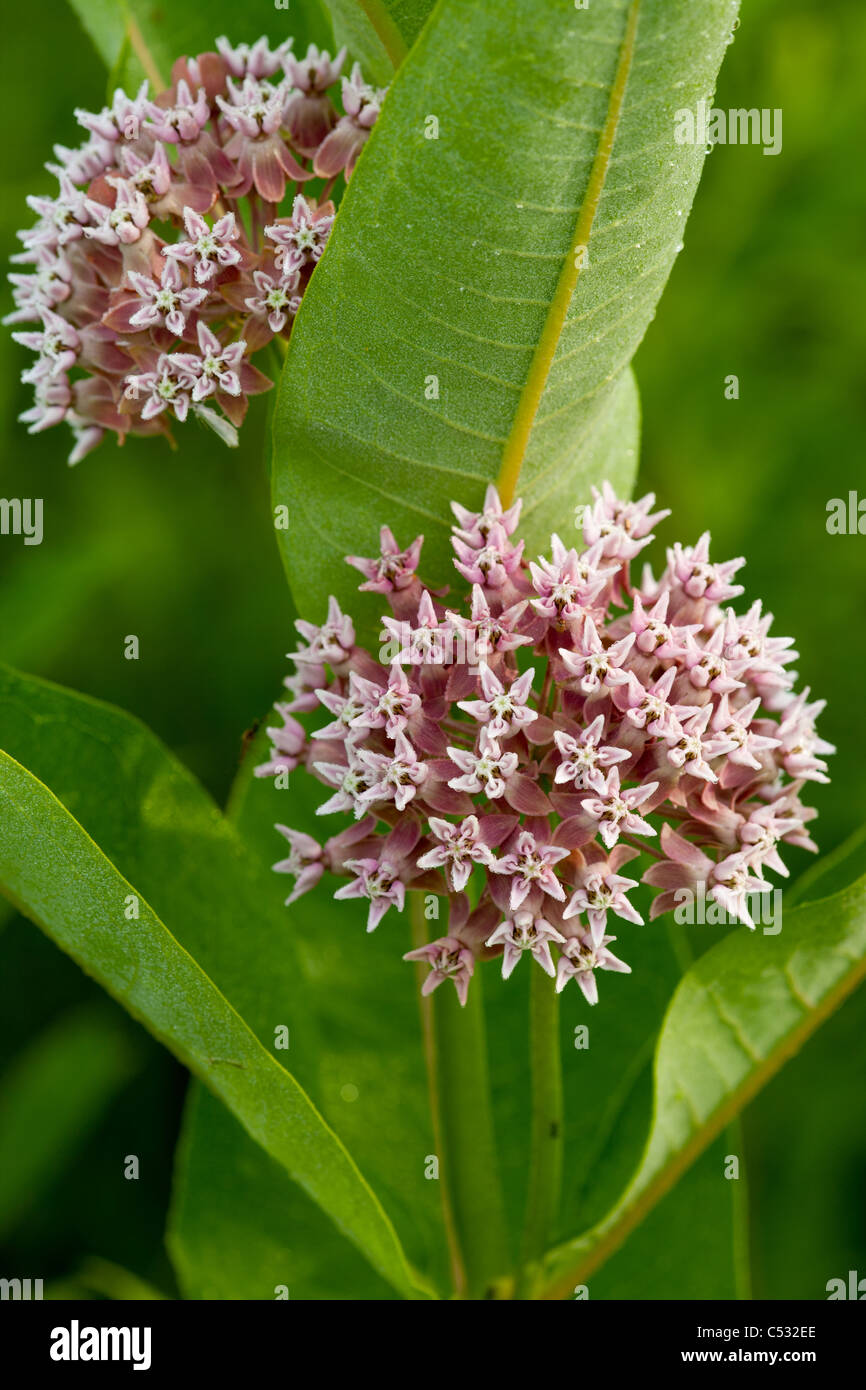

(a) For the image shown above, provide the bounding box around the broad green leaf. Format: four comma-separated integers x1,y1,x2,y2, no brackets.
66,0,330,92
0,1005,138,1241
538,875,866,1299
0,672,428,1300
273,0,737,626
0,661,433,1297
325,0,435,83
0,664,315,1059
173,735,452,1299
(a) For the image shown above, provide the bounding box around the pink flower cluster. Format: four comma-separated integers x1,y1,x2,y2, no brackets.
260,483,833,1007
6,36,385,462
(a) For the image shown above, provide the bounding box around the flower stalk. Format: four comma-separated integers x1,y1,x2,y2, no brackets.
516,969,564,1296
432,967,511,1298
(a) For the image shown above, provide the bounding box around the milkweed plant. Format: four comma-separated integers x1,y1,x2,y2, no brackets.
1,1,858,1307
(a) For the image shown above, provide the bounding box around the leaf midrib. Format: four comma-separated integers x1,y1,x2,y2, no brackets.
495,0,642,507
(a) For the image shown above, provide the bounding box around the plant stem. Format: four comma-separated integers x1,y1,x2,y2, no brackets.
408,896,465,1297
433,975,511,1297
411,890,511,1299
516,969,564,1297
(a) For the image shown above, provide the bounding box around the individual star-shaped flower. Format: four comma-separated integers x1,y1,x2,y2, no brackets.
452,522,524,589
334,856,405,931
216,34,289,79
290,596,355,667
555,931,631,1003
666,533,745,603
580,483,670,561
144,78,210,143
662,705,719,783
628,590,700,657
272,826,323,905
529,535,612,625
721,601,797,690
446,728,519,800
680,626,745,695
381,591,449,664
283,43,347,154
313,748,377,818
450,484,522,546
164,208,242,285
350,661,422,738
457,664,538,739
123,353,197,422
84,181,150,246
216,77,311,201
244,269,302,335
491,829,569,910
253,704,306,778
265,194,334,274
24,172,91,249
581,769,659,850
173,321,247,402
612,666,691,740
553,715,630,792
314,62,386,179
311,683,366,742
346,525,423,594
562,844,643,945
446,585,532,663
403,935,474,1005
774,687,835,783
12,307,79,376
126,258,208,338
356,730,428,811
416,815,497,892
702,693,781,770
559,617,635,694
75,80,151,143
644,824,771,929
486,910,566,979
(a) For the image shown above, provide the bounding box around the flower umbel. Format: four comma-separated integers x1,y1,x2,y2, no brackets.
7,35,386,462
259,484,832,1007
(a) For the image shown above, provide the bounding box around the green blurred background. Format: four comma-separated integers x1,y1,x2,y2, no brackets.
0,0,863,1299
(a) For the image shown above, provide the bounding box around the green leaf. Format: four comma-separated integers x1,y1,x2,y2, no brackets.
173,738,453,1298
66,0,331,91
788,824,866,908
0,1005,138,1241
0,671,428,1300
273,0,737,625
538,875,866,1299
